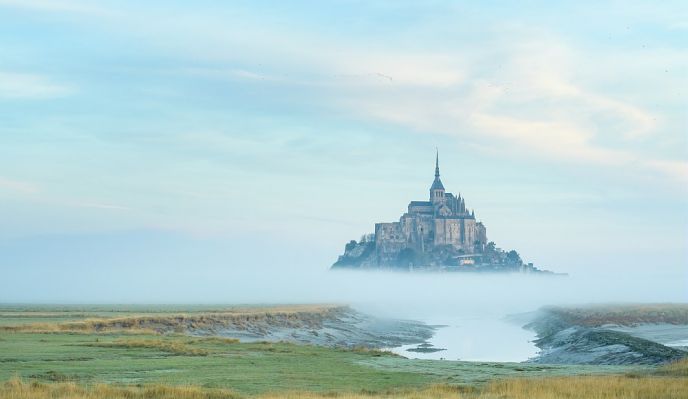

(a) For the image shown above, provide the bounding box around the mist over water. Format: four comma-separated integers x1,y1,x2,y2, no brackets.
6,267,687,361
2,231,686,361
5,266,686,306
3,230,685,307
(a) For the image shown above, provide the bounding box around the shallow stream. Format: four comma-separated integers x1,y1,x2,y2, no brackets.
387,313,538,361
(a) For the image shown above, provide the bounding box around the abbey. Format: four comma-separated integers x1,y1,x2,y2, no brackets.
332,153,548,272
374,153,487,265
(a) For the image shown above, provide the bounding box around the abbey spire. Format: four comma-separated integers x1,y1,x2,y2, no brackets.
430,149,445,203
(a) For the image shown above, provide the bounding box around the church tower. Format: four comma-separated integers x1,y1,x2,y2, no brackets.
430,150,445,204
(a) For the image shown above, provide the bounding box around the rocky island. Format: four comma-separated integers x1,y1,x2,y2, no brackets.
333,152,556,273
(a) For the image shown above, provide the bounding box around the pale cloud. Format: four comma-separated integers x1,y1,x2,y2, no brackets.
465,47,679,180
499,39,658,139
583,93,657,139
140,11,675,187
0,0,111,16
2,2,683,188
334,53,466,87
0,71,73,99
181,52,465,88
470,113,628,164
0,177,39,194
465,113,688,189
181,67,281,83
75,202,132,211
0,177,130,211
324,33,684,186
644,159,688,183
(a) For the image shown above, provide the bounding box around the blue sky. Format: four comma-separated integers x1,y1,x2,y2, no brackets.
0,1,686,301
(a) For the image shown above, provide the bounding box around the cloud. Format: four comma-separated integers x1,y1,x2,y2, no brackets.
181,52,466,88
75,202,132,211
322,34,686,187
3,2,683,189
0,71,73,99
0,177,39,194
157,12,679,186
333,53,466,87
470,113,628,164
644,159,688,183
0,0,111,16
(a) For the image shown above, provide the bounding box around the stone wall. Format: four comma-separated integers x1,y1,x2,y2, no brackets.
434,218,461,247
407,203,433,214
463,218,477,250
433,218,478,251
374,222,406,264
476,222,487,248
400,213,434,251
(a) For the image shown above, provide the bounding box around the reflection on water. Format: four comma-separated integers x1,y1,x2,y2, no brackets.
389,314,538,362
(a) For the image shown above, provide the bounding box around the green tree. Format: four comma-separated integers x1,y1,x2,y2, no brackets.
506,250,522,264
345,240,357,252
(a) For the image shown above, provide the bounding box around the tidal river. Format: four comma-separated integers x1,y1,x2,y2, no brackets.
356,297,541,362
387,313,539,361
324,270,686,361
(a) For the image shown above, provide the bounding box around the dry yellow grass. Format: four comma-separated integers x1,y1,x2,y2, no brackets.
0,321,161,335
3,370,687,399
657,357,688,377
548,303,688,327
482,375,688,399
259,370,688,399
0,380,466,399
1,377,241,399
190,337,241,345
258,385,467,399
0,304,343,334
72,336,241,357
87,338,213,356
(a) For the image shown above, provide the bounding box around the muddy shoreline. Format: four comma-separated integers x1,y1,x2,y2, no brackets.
524,305,688,365
190,306,436,349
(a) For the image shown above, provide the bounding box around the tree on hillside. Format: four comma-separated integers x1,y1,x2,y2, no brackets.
506,250,522,264
345,240,358,252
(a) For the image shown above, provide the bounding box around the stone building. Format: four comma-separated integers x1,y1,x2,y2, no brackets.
373,152,487,264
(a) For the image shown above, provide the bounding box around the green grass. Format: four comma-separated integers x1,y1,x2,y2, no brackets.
0,304,343,334
0,332,433,395
0,305,665,396
545,303,688,327
3,364,688,399
0,331,649,395
356,357,649,386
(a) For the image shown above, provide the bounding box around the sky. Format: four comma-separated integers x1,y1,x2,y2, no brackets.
0,1,686,303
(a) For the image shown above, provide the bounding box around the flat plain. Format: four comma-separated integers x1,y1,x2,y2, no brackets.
0,305,686,398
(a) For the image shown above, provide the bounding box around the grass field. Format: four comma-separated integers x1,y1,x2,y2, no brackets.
0,305,686,398
543,303,688,327
0,304,340,332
